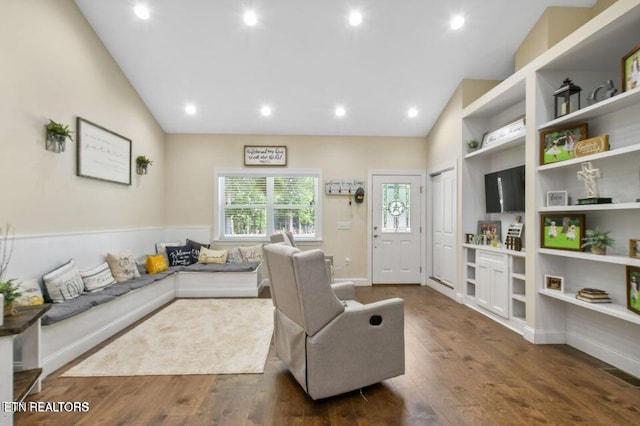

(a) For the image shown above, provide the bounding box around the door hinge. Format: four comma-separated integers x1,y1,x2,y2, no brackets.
420,266,423,273
420,186,423,194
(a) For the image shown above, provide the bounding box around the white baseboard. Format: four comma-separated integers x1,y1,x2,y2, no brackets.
523,326,566,344
568,331,640,377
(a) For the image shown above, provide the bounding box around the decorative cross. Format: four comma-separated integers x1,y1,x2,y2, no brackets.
577,161,602,198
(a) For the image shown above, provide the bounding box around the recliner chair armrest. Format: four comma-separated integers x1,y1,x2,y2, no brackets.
330,281,355,300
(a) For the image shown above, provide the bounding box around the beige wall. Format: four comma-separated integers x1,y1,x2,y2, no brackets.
515,0,618,71
0,0,166,234
165,134,428,279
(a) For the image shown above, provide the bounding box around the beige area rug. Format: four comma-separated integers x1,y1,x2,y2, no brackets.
63,299,274,376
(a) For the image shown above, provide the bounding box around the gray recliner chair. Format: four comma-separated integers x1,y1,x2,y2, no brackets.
263,243,405,400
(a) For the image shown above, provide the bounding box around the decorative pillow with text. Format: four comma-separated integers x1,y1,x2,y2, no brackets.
42,259,85,303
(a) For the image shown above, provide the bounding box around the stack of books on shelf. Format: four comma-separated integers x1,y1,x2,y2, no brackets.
576,288,612,303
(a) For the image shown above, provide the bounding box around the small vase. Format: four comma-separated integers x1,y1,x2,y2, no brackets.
591,246,606,255
46,131,66,153
136,164,148,175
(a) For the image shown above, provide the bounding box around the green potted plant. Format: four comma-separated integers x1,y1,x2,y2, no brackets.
581,227,615,255
467,139,480,152
136,155,153,175
0,224,20,319
0,280,21,318
45,119,74,153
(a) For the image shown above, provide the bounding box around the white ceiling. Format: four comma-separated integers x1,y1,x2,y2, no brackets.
75,0,597,137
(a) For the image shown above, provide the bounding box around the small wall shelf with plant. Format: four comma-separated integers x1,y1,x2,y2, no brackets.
45,119,73,153
136,155,153,175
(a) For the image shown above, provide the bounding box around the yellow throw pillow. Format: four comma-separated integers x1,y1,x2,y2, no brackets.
146,254,169,274
198,247,228,264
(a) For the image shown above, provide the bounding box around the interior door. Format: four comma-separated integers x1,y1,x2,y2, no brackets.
431,168,456,287
372,174,422,284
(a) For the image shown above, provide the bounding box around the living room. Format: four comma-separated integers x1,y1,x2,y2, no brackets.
2,0,640,424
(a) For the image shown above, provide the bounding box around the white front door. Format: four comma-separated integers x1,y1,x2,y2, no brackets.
371,174,422,284
431,168,456,287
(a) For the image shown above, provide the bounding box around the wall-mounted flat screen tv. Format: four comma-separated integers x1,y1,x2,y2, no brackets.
484,165,525,213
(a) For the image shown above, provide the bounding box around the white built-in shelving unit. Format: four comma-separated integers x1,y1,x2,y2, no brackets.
459,0,640,377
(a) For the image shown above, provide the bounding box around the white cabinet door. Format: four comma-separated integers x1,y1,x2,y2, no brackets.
476,251,509,319
476,258,492,309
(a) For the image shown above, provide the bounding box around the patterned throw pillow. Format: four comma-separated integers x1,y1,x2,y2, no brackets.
226,247,244,264
106,250,141,282
42,259,85,303
239,244,263,262
146,254,168,274
186,239,210,263
166,245,194,266
198,247,228,264
14,279,45,306
80,262,117,292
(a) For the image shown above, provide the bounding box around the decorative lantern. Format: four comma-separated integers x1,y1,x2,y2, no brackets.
554,78,581,118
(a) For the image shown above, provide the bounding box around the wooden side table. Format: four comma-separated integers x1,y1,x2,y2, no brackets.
0,304,50,426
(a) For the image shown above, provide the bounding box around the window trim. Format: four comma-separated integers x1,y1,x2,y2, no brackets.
215,168,323,242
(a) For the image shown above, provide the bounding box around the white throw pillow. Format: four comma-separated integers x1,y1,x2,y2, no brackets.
106,250,141,282
14,278,45,306
80,262,117,292
42,259,85,303
239,244,263,262
198,247,228,264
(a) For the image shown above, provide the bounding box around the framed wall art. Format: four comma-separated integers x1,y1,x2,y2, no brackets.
544,275,564,292
540,214,585,251
77,117,132,185
621,43,640,93
626,265,640,315
244,145,287,166
546,190,568,207
540,124,588,165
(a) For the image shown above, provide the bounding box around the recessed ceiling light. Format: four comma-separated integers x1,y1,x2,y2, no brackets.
260,105,272,117
450,15,465,30
335,106,346,118
134,4,150,20
349,11,363,26
244,10,258,26
407,107,418,118
185,104,197,115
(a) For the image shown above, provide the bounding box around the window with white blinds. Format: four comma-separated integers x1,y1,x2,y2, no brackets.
217,169,321,240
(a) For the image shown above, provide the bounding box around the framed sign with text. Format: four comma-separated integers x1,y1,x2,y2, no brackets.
77,117,132,185
244,145,287,166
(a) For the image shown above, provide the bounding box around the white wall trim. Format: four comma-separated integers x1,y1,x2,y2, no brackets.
568,330,640,378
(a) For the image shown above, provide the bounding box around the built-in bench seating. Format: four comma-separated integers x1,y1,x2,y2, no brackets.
39,261,266,378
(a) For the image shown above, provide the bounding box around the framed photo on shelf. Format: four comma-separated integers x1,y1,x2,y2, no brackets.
630,239,640,259
540,214,585,251
626,266,640,315
546,190,568,207
477,220,501,243
544,275,564,292
540,124,588,165
621,43,640,93
464,233,475,244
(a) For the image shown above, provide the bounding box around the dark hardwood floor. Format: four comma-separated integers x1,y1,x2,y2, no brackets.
16,286,640,425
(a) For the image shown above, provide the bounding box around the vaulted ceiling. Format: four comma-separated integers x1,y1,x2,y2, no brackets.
75,0,597,137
